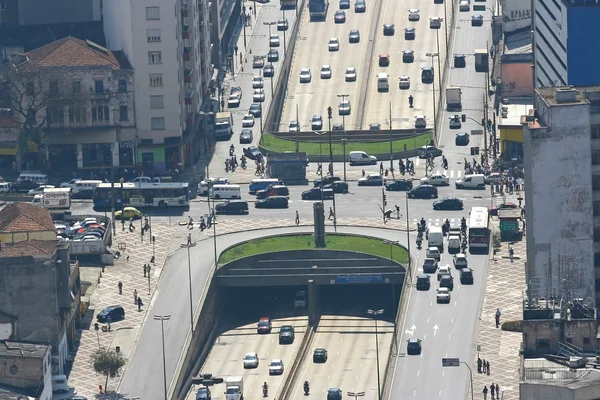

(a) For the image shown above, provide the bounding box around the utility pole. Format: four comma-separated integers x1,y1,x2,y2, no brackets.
388,101,394,177
336,94,349,181
381,188,387,223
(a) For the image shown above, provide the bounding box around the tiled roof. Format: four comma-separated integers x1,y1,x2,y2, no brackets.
0,340,49,358
0,202,55,233
0,239,57,258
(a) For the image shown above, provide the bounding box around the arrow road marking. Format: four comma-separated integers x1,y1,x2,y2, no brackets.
405,325,416,335
433,324,439,336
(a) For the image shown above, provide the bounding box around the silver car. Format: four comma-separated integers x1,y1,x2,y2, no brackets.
269,359,284,375
243,352,259,369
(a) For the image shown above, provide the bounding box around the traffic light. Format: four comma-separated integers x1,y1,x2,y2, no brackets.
461,114,466,122
327,106,332,119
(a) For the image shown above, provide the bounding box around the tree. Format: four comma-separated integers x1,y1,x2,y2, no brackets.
90,348,127,392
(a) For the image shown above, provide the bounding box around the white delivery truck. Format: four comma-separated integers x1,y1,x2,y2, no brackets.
446,86,462,111
225,376,244,400
32,187,71,210
427,226,444,249
215,112,233,140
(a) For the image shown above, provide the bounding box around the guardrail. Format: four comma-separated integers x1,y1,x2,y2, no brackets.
279,315,318,399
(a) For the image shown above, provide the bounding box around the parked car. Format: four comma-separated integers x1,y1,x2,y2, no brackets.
96,305,125,322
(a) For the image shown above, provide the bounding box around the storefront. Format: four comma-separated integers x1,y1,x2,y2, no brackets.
498,103,532,163
136,144,188,175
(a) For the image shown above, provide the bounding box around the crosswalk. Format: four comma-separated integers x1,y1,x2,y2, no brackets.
411,157,465,179
411,218,463,228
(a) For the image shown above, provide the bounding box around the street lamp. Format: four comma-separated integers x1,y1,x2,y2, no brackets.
383,240,400,355
347,392,365,400
426,52,439,141
281,9,288,56
186,239,195,333
388,101,394,177
198,111,215,157
337,93,349,181
327,106,333,176
153,314,171,400
367,309,384,400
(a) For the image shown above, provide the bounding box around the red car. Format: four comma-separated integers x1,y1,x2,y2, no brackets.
257,317,272,334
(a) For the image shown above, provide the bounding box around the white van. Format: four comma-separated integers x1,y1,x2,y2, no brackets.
52,374,69,392
210,184,241,199
0,182,11,192
73,180,103,193
427,226,444,249
377,73,389,92
349,151,377,166
198,177,229,196
455,173,485,189
17,172,48,184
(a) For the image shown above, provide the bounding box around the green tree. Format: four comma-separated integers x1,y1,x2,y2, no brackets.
90,348,127,392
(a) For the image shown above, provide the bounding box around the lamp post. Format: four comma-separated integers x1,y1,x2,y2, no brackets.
383,240,400,355
295,104,300,152
337,94,349,181
153,314,171,400
281,9,287,56
327,106,333,176
347,392,365,400
367,309,384,400
426,52,440,142
242,6,248,48
315,131,326,203
388,101,393,177
186,241,194,333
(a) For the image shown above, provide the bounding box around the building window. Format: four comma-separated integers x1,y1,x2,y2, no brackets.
72,81,81,93
594,201,600,216
119,106,128,121
0,1,6,11
68,107,87,123
594,228,600,242
593,151,600,165
92,106,110,122
118,79,127,92
46,107,64,124
149,73,163,87
94,80,104,93
151,117,165,130
592,126,600,140
147,29,161,42
150,95,164,109
49,80,59,96
148,51,162,64
146,6,160,19
584,337,591,345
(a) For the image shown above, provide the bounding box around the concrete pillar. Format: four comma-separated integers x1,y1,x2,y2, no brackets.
308,278,318,330
313,202,325,247
76,143,83,169
112,142,119,167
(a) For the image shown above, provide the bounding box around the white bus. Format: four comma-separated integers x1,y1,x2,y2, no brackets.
93,182,190,208
209,184,241,199
73,180,103,193
468,206,490,249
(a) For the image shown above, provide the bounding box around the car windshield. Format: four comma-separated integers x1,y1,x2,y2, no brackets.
259,320,269,326
271,360,282,366
424,259,435,265
244,354,256,360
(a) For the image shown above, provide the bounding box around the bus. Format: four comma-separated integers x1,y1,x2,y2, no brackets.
209,184,241,199
93,182,190,208
468,206,490,249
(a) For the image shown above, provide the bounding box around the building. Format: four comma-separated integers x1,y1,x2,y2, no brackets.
501,0,532,34
497,100,532,163
103,0,213,175
0,341,52,400
210,0,241,67
532,0,600,88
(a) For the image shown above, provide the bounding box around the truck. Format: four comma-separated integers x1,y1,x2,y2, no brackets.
31,187,71,210
309,0,328,20
446,86,462,111
474,49,489,72
427,226,444,249
225,376,244,400
214,112,233,140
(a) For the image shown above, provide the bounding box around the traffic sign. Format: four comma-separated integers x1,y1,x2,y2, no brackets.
336,274,383,284
442,358,460,367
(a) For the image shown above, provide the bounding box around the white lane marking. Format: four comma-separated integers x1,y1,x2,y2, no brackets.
439,390,442,396
417,370,420,377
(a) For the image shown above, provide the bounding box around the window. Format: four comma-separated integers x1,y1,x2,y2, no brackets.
594,200,600,216
0,1,6,11
584,337,591,345
146,6,160,19
72,81,81,93
94,80,104,93
148,51,162,64
68,107,87,123
594,228,600,242
150,95,164,109
92,106,110,122
149,73,163,87
594,177,600,192
49,80,59,96
119,106,128,121
151,117,165,130
593,151,600,165
47,107,64,124
118,79,127,92
592,125,600,140
147,29,161,42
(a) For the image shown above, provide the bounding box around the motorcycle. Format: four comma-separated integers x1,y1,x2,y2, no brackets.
416,237,423,249
304,381,310,396
263,383,268,397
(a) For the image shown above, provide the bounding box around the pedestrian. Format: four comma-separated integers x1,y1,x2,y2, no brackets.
490,383,495,398
187,215,193,229
395,205,400,219
146,264,151,277
317,163,322,174
379,162,384,175
508,245,514,262
295,210,300,225
477,357,482,373
106,315,112,331
483,386,488,400
328,207,334,220
133,289,138,305
482,358,487,373
362,169,365,177
495,308,501,328
495,383,499,396
118,281,123,295
137,296,143,311
187,233,192,246
486,360,490,375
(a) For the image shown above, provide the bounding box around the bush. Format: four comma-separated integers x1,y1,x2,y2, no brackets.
501,320,523,332
493,231,501,248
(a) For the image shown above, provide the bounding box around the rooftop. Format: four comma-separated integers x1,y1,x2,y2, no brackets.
0,239,57,258
499,102,533,126
537,86,589,106
0,384,35,400
0,202,55,233
0,340,49,359
504,28,532,55
523,358,600,389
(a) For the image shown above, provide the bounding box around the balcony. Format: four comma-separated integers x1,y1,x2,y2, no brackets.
181,1,189,17
183,46,192,61
185,89,194,105
182,25,190,39
184,68,193,83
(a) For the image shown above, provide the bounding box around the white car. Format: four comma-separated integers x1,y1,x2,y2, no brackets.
269,34,280,47
437,264,451,281
399,75,410,89
299,68,312,83
345,67,357,81
242,114,255,127
414,115,426,128
28,185,55,195
437,287,451,303
227,94,241,107
243,352,259,369
459,0,470,11
408,8,420,21
421,174,449,186
338,99,351,115
253,89,265,102
269,359,284,375
426,246,441,260
328,38,340,51
289,120,300,132
252,76,264,89
453,254,468,269
60,179,80,188
321,65,332,79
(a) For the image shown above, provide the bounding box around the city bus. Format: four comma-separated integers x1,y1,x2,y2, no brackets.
92,182,190,208
468,206,490,250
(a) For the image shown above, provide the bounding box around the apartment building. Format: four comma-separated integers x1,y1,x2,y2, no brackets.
103,0,212,175
210,0,242,66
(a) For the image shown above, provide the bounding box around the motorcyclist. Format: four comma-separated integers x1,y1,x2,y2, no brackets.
461,217,467,229
263,382,268,396
442,155,448,169
304,381,310,395
420,217,426,230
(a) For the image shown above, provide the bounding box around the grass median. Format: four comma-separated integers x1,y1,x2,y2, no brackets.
260,132,432,156
219,234,409,265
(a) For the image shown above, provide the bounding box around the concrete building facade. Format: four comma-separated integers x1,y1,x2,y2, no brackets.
16,0,101,26
0,341,52,400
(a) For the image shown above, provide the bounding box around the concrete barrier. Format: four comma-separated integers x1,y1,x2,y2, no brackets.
280,315,318,400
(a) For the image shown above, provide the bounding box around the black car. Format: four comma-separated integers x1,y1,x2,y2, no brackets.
327,388,342,400
421,67,434,83
348,29,360,43
255,196,289,208
339,0,350,8
249,103,262,117
196,387,211,400
433,197,463,210
302,188,334,200
240,129,253,144
455,132,470,146
383,23,395,35
354,0,365,12
243,146,263,160
408,184,438,199
454,54,466,68
215,200,249,215
10,179,37,193
267,49,279,62
323,181,349,193
416,274,431,290
314,175,341,187
407,338,422,355
460,268,474,284
334,10,346,23
404,27,415,40
256,185,289,199
279,325,295,344
439,274,454,290
385,179,413,191
313,348,328,362
263,64,275,77
96,305,125,322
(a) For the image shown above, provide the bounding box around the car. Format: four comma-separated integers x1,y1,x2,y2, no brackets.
227,86,242,107
338,99,351,115
252,76,264,89
302,187,334,200
378,54,390,67
215,200,249,215
430,16,442,29
115,206,142,220
436,287,451,303
408,184,437,199
196,386,211,400
299,68,312,83
454,54,466,68
255,196,289,208
269,359,284,375
256,185,289,199
314,175,341,187
243,352,259,368
358,174,383,186
267,49,279,62
60,179,81,188
345,67,357,81
263,64,275,77
369,123,381,131
402,49,414,63
404,27,415,40
416,273,431,290
334,10,346,22
242,114,255,127
399,75,410,89
349,29,360,43
243,146,263,160
490,202,518,216
279,325,295,343
383,23,395,35
460,267,474,284
449,115,462,128
422,257,438,273
453,254,468,269
385,179,413,191
249,103,262,117
459,0,470,11
257,317,272,333
253,56,265,68
421,174,449,186
323,181,349,193
418,145,443,158
288,120,300,132
321,65,332,79
421,67,434,83
407,338,422,355
240,129,253,144
484,172,502,184
414,115,427,128
440,274,454,290
311,114,323,130
28,184,55,195
269,34,280,47
96,305,125,322
455,132,470,146
277,17,289,30
328,37,339,51
437,264,451,281
408,8,420,21
327,388,343,400
354,0,366,12
253,88,265,102
472,14,484,26
313,348,328,362
340,0,350,8
426,246,441,260
71,189,94,199
434,0,443,3
332,123,344,130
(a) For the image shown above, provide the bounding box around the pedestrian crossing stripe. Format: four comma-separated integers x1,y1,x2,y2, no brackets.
433,170,462,178
412,218,462,228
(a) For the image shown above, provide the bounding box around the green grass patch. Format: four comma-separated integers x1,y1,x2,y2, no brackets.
219,234,409,265
260,132,432,156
